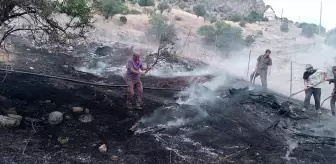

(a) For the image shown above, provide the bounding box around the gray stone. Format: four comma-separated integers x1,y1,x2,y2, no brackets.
79,114,93,123
48,111,63,125
72,107,84,113
0,114,22,127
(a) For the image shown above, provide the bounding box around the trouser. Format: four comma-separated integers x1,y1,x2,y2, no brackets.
126,78,143,106
330,90,336,116
303,87,321,110
250,69,267,88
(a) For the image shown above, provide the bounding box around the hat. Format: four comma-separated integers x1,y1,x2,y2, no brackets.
305,64,313,70
133,48,141,56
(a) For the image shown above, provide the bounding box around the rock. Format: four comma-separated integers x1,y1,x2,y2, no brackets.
78,114,93,123
48,111,63,125
72,107,84,113
65,115,71,120
110,155,119,161
99,144,107,152
0,114,22,127
95,46,113,56
29,67,34,70
85,108,90,114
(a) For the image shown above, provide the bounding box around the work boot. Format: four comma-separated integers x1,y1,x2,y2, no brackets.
135,104,142,110
126,103,133,109
302,108,307,112
317,109,322,114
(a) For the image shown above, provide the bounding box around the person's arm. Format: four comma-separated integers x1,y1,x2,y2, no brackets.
268,58,272,76
255,56,261,70
127,60,141,74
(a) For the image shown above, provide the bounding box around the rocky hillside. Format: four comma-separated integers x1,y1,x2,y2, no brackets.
168,0,266,18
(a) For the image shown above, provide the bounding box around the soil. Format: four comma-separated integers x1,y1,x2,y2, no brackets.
1,37,336,164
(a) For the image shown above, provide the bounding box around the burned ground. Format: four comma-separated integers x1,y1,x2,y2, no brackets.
1,40,336,164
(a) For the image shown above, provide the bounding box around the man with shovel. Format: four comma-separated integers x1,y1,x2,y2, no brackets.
326,66,336,116
250,49,272,88
125,48,152,110
302,64,327,113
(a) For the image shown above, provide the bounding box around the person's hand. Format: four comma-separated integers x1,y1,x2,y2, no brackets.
147,66,152,70
304,86,308,91
139,72,145,76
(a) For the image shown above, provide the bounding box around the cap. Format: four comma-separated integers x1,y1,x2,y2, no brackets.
305,64,313,70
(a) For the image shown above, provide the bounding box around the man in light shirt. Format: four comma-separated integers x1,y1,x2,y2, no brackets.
302,64,327,113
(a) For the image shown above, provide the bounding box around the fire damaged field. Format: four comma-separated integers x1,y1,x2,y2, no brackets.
1,41,336,164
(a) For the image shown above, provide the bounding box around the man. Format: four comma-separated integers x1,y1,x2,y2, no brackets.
302,64,327,113
250,49,272,88
125,48,151,110
326,66,336,116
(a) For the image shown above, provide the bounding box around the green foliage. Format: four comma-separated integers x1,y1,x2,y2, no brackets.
193,5,206,18
148,13,176,44
244,35,255,46
60,0,92,25
280,20,289,32
197,22,243,50
257,30,263,36
128,9,142,15
57,136,69,145
119,16,127,24
230,14,242,22
97,0,127,19
138,0,155,7
239,21,246,27
261,17,269,21
325,28,336,48
301,25,316,38
245,11,263,23
209,16,217,23
158,2,170,13
129,0,137,4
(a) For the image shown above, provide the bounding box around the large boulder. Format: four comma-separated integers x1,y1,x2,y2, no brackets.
0,114,22,127
95,46,113,56
48,111,63,125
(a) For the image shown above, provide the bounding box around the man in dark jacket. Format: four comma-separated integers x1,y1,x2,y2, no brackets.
250,49,272,88
327,66,336,116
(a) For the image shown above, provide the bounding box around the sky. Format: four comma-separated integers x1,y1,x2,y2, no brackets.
264,0,336,30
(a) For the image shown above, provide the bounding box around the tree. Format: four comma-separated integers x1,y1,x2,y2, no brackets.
301,25,315,38
239,21,246,27
157,2,170,13
96,0,127,19
0,0,93,47
193,5,206,18
119,16,127,24
138,0,155,7
230,14,241,22
245,11,263,23
197,22,243,51
147,13,176,45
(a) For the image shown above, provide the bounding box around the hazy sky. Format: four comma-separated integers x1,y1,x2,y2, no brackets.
264,0,336,30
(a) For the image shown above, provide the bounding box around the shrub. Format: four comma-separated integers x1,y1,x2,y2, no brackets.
119,16,127,24
148,13,176,44
128,9,142,14
174,16,183,21
280,20,289,32
261,17,269,21
244,35,255,46
246,11,263,23
209,16,217,23
230,14,242,22
129,0,137,4
239,21,246,27
99,0,127,19
193,5,206,17
197,22,243,50
325,28,336,48
158,2,170,13
138,0,155,7
301,25,316,38
257,30,263,36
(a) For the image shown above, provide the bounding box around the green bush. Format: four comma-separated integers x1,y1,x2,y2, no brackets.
261,17,269,21
157,2,170,13
99,0,127,19
325,28,336,48
138,0,155,6
197,22,243,50
239,21,246,27
193,5,206,18
280,20,289,32
257,30,263,36
245,11,263,23
209,16,217,23
148,13,176,44
129,0,137,4
244,35,255,46
119,16,127,24
128,9,142,14
230,14,242,22
301,25,316,38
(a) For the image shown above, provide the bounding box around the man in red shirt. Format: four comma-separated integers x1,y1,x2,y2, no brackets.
125,48,151,110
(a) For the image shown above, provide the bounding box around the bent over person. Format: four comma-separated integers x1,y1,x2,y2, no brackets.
250,49,272,88
302,64,326,113
327,66,336,116
125,48,151,110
